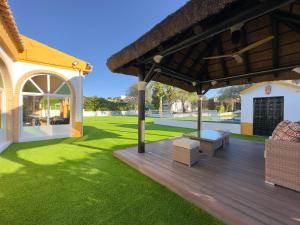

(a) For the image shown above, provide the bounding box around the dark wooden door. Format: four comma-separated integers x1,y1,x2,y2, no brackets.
253,97,284,136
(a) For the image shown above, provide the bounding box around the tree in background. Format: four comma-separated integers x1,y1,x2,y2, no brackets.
84,97,131,111
217,85,251,112
174,88,193,113
84,96,99,111
127,81,191,113
216,104,225,113
151,82,165,115
126,83,138,98
126,82,152,110
164,85,178,109
84,83,254,113
207,98,216,110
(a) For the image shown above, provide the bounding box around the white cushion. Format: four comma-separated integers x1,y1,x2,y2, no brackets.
173,138,200,149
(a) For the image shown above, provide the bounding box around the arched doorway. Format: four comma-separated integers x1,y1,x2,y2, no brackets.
20,73,73,141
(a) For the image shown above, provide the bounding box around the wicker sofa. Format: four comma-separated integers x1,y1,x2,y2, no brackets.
265,139,300,192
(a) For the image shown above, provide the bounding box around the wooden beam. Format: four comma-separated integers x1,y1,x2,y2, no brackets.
202,87,210,95
285,21,300,33
197,65,300,85
156,64,299,89
144,63,156,82
276,18,300,33
273,10,300,33
157,65,196,83
273,10,300,24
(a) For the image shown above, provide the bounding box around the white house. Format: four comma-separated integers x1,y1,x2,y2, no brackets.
168,100,192,113
240,81,300,136
0,0,92,152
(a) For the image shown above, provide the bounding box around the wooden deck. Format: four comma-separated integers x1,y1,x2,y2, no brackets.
114,138,300,225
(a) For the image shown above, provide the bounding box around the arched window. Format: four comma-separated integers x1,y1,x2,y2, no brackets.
0,74,3,129
22,74,71,127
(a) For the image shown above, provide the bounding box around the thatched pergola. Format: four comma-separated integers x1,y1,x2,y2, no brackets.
107,0,300,153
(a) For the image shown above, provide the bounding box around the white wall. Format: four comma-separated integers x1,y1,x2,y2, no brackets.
20,125,71,142
0,44,84,143
13,61,83,142
12,61,82,121
154,119,241,134
0,47,13,152
241,82,300,123
0,89,8,152
170,100,192,112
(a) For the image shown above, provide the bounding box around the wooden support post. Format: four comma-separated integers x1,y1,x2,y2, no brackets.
138,74,146,153
197,86,203,133
197,95,203,133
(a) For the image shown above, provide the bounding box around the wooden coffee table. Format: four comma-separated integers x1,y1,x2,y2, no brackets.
184,130,229,156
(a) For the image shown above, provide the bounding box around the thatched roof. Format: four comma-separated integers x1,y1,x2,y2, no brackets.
0,0,24,52
107,0,237,73
107,0,300,92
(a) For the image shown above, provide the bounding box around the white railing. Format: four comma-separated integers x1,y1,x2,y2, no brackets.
83,110,240,123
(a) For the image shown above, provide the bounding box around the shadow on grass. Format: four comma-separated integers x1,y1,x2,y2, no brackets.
0,121,221,225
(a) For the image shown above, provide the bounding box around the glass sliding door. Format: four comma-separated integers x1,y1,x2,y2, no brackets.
49,96,70,125
23,95,48,126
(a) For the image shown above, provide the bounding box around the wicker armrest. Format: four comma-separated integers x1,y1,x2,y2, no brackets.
265,139,300,159
265,139,300,192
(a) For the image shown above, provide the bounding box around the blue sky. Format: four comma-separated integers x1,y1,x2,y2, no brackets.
10,0,217,98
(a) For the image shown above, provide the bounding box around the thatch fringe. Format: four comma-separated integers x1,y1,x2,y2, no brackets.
0,0,24,52
107,0,237,73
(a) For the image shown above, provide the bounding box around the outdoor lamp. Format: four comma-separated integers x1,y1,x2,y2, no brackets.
72,61,79,67
292,67,300,74
153,55,164,64
211,80,218,86
86,63,93,70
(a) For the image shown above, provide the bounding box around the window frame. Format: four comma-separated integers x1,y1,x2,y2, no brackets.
21,74,72,127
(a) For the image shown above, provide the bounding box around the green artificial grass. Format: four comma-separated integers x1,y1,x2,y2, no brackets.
230,133,267,142
0,116,223,225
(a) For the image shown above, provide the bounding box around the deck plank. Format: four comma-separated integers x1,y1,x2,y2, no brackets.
114,138,300,225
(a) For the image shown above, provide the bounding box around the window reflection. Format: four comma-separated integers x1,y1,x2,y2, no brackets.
23,96,48,126
49,97,70,125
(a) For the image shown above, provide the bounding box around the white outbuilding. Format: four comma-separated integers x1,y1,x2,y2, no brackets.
240,81,300,136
